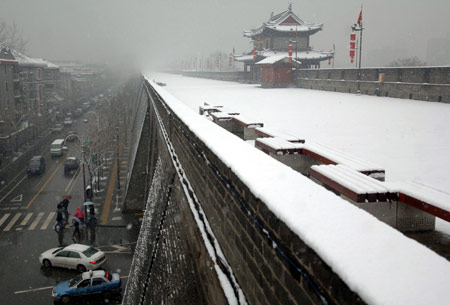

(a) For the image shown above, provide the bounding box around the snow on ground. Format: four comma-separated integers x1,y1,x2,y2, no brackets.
148,72,450,235
144,73,450,305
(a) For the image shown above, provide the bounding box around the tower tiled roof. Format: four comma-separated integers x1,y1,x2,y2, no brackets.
244,5,323,38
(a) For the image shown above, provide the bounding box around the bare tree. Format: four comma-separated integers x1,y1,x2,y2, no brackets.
0,21,28,52
387,56,427,67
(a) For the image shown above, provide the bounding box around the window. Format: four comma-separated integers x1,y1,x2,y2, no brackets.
69,274,83,287
82,247,99,257
68,251,81,259
78,280,90,288
55,250,69,257
92,278,106,286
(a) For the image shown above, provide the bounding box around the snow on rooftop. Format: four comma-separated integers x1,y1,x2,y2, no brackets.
313,164,388,194
256,126,303,142
10,49,58,68
144,73,450,305
256,137,302,150
386,180,450,213
303,142,384,172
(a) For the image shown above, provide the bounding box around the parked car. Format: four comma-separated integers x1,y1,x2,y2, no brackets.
39,244,107,272
83,118,88,123
64,157,80,174
52,270,121,304
27,156,46,175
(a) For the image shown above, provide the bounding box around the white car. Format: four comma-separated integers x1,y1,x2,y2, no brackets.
39,244,107,272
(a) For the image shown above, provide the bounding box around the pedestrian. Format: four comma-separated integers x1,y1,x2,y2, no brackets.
74,207,85,225
89,205,95,217
55,203,64,232
62,199,70,223
88,205,96,227
72,217,81,241
86,185,93,200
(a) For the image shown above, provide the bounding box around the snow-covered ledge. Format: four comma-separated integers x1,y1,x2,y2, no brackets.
146,77,450,305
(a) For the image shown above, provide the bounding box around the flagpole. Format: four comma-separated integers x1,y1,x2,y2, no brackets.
358,21,363,70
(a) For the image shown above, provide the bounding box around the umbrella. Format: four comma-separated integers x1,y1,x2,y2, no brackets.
83,201,94,206
72,216,81,224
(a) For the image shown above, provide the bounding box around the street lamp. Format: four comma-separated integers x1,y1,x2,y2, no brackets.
64,133,88,217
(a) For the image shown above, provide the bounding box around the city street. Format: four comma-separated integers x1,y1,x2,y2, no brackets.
0,114,139,305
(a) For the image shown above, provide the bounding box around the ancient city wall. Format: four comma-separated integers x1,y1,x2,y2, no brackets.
181,71,250,82
177,66,450,103
126,79,364,305
293,66,450,103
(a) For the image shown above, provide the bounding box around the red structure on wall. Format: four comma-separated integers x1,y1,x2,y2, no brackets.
256,55,301,88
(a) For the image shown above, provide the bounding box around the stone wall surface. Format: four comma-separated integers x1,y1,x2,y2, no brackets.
293,67,450,103
176,66,450,103
127,80,366,305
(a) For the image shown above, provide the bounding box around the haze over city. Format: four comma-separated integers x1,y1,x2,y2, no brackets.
1,0,450,69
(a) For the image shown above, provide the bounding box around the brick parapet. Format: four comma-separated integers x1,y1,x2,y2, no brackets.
144,80,365,304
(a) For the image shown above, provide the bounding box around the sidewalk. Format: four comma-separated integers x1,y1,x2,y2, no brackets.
96,116,142,229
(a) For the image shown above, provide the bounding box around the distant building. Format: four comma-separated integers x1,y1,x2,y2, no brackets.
235,4,333,81
0,45,23,153
0,46,68,155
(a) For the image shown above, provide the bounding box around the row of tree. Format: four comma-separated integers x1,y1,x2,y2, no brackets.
0,21,27,52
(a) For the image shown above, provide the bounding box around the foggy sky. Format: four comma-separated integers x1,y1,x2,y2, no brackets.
1,0,450,70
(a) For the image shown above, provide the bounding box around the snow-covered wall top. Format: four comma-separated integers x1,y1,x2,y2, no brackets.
144,75,450,305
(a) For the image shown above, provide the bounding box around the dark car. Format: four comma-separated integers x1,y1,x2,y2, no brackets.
66,131,76,142
52,270,121,304
64,157,80,174
27,156,46,175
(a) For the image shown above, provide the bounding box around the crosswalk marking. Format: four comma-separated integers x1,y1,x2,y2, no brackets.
41,212,55,230
0,214,11,227
29,212,44,230
4,213,21,231
20,213,33,226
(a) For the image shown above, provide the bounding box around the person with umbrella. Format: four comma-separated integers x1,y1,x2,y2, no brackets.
72,216,81,241
83,201,96,227
74,207,85,225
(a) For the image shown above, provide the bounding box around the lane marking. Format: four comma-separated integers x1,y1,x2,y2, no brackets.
0,175,27,204
15,286,53,294
66,167,80,195
111,216,122,221
0,213,11,227
64,167,80,193
26,157,67,209
41,212,55,230
10,194,23,202
29,212,44,230
20,213,33,226
4,213,21,231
